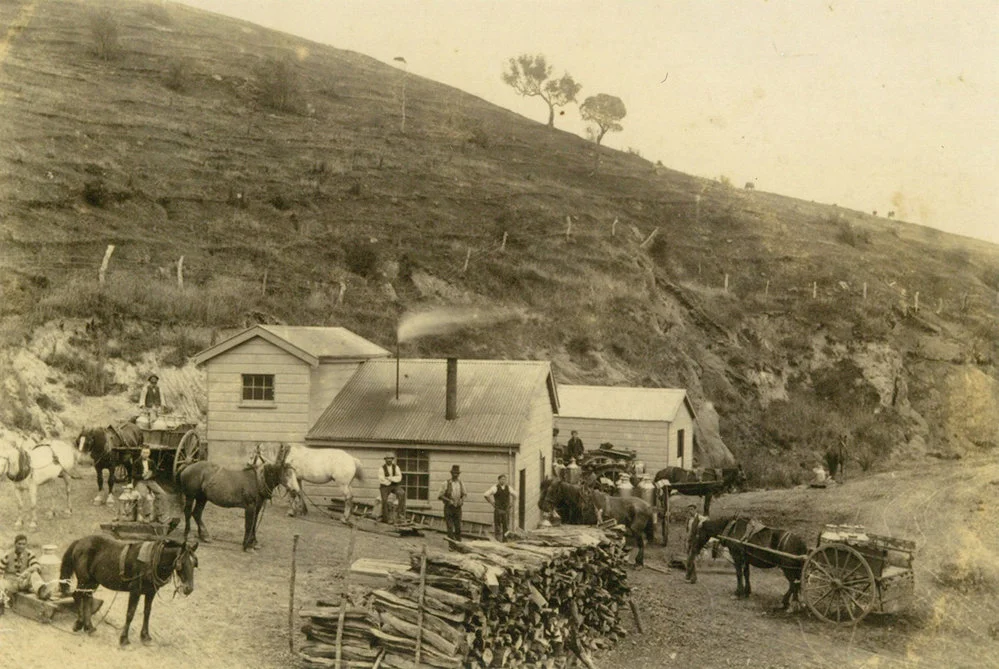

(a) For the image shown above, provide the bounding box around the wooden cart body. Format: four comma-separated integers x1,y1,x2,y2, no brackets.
718,523,915,624
124,422,206,481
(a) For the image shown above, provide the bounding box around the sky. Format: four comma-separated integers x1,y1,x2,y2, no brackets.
179,0,999,245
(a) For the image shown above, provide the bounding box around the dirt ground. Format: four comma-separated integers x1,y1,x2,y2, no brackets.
1,455,997,669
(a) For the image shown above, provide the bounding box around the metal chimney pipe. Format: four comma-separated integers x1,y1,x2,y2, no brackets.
445,358,458,420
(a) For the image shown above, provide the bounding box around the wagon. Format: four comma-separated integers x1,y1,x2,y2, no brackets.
133,419,207,481
721,523,916,624
654,479,726,546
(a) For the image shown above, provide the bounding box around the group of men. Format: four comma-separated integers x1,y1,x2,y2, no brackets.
378,454,518,542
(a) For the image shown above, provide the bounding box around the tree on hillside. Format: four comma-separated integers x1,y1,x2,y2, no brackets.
254,56,302,113
501,54,581,128
580,94,626,171
89,8,120,61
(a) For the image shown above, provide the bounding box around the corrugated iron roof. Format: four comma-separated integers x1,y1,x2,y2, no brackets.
192,325,389,366
259,326,390,359
557,385,691,422
307,359,556,446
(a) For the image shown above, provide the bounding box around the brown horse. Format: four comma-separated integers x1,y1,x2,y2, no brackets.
688,515,808,610
77,423,144,504
539,478,654,566
59,534,197,646
176,443,298,551
653,465,745,515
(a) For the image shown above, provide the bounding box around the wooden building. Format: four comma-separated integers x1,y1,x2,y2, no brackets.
191,325,390,466
555,385,696,473
306,358,559,529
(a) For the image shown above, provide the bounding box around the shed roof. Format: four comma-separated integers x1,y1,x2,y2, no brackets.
192,325,390,367
556,385,694,423
307,359,558,447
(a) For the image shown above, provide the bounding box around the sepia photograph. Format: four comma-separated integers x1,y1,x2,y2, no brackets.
0,1,996,667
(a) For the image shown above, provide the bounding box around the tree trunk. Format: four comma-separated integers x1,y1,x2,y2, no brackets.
547,105,555,128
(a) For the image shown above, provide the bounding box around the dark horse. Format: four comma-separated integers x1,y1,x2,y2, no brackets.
688,515,808,610
653,465,746,515
59,534,198,646
77,423,144,503
176,443,298,551
539,478,654,566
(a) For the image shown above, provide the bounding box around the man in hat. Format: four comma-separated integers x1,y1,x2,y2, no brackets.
378,454,407,524
139,374,164,422
566,430,584,464
483,474,517,542
0,534,51,603
438,465,466,542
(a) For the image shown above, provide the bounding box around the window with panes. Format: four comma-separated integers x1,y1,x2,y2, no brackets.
241,374,275,401
395,449,429,502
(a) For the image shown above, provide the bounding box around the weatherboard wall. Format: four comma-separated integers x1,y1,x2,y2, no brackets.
554,415,691,473
203,337,312,466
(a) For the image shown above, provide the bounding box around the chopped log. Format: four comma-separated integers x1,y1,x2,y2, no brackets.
379,610,457,656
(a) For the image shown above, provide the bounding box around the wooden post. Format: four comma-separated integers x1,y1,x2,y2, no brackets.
500,231,508,252
914,291,919,312
565,215,572,240
288,534,299,654
262,269,269,295
863,282,868,300
724,273,729,292
695,194,701,226
414,545,428,667
176,256,184,288
462,248,471,273
336,523,357,669
628,597,644,633
98,244,115,285
937,297,943,314
764,279,770,298
611,217,618,237
812,281,817,299
337,281,346,306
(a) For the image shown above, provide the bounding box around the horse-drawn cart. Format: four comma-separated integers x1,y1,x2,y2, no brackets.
719,523,916,624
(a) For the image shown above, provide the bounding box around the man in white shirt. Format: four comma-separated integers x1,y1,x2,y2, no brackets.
483,474,518,542
378,455,407,523
133,447,168,523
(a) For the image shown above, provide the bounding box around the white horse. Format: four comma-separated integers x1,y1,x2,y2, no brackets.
0,436,79,529
275,445,362,520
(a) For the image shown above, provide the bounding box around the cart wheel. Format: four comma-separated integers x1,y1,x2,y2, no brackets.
802,543,877,624
173,430,205,477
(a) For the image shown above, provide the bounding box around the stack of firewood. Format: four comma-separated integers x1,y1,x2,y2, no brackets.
299,525,631,669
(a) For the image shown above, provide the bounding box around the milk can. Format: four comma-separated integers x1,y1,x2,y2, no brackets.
616,473,634,498
565,459,581,484
637,474,655,506
39,545,60,585
553,461,566,481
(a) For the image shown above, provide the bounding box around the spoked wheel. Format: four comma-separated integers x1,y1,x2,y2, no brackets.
802,543,877,624
173,430,205,477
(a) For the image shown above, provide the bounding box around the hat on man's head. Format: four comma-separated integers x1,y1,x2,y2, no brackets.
14,533,27,544
450,464,461,474
384,454,395,460
148,374,159,382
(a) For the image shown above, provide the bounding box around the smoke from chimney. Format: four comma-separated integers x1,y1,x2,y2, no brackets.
446,358,458,420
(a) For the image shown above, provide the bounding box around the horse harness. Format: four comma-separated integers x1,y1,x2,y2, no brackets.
117,541,189,591
5,443,62,482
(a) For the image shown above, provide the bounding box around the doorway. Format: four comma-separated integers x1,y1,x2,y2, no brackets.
518,468,526,529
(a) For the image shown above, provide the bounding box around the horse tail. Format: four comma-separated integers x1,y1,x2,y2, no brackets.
645,512,655,541
353,457,364,482
59,540,78,595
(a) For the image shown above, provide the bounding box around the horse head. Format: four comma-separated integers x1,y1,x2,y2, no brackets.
538,477,559,513
166,539,198,596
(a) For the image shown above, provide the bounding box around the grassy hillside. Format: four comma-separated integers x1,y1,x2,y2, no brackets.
2,0,998,485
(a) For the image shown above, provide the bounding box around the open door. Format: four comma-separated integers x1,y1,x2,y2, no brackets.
518,468,526,529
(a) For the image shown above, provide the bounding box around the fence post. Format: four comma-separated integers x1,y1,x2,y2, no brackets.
501,231,508,252
98,244,115,285
462,248,471,273
764,279,770,298
937,297,943,314
914,291,919,312
695,194,701,225
288,534,299,654
812,282,817,299
177,256,184,288
724,273,729,292
261,269,269,295
612,217,618,237
565,216,573,240
863,282,868,300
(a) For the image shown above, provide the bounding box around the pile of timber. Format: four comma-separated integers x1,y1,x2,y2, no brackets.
299,525,631,669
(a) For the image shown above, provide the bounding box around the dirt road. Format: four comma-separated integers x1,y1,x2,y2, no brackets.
1,455,996,668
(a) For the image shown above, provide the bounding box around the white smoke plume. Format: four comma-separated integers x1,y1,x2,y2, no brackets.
396,306,526,343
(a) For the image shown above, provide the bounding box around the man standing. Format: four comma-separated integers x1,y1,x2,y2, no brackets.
133,447,168,523
566,430,584,463
0,534,50,603
378,454,407,523
139,374,163,422
438,465,466,542
483,474,517,542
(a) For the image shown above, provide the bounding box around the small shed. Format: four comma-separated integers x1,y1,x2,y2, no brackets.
192,325,390,466
555,385,696,473
306,358,559,530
